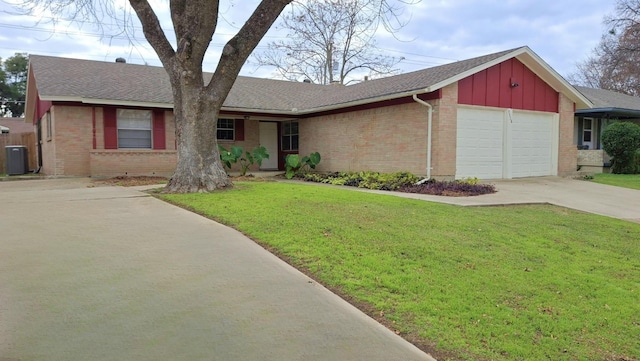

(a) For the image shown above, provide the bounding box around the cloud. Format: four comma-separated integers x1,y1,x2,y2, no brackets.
0,0,618,80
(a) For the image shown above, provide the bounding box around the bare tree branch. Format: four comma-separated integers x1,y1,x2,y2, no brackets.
254,0,411,84
570,0,640,96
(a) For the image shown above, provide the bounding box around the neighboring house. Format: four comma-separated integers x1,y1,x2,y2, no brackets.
0,117,34,134
574,86,640,173
24,46,592,179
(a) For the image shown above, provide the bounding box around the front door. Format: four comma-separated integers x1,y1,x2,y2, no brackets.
259,122,278,170
582,118,594,150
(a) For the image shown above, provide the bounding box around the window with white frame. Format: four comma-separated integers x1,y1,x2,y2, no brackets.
117,109,152,148
217,118,235,140
282,121,299,151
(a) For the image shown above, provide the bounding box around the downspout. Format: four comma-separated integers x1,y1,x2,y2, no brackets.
412,94,433,182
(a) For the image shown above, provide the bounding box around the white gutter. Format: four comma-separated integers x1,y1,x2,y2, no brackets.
412,93,433,181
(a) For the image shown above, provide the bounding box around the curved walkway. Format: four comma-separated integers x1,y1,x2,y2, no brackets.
0,178,433,361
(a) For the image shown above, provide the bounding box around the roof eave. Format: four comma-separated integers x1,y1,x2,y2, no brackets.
576,107,640,117
296,88,433,115
40,95,174,109
514,48,593,109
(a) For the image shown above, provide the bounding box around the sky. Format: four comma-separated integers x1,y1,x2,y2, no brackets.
0,0,616,82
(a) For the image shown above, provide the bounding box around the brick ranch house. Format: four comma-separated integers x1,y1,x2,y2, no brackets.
25,46,594,180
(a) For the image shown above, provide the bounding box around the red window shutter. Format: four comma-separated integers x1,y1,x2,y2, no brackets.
235,119,245,141
153,110,166,150
104,107,118,149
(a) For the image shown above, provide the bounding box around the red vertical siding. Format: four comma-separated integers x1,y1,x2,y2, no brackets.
545,86,558,112
235,119,245,141
498,60,512,108
152,110,166,150
534,77,547,111
104,107,118,149
521,68,536,110
458,58,558,112
458,77,473,104
471,70,486,105
485,65,501,107
511,60,524,109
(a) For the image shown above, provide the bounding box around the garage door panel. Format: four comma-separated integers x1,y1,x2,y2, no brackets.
456,108,556,179
456,108,504,179
511,112,554,178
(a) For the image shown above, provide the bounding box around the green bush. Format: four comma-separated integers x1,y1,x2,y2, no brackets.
285,152,321,179
601,121,640,174
302,171,419,191
300,171,496,196
218,145,269,176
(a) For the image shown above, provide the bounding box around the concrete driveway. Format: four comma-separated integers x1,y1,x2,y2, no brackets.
358,176,640,223
0,178,432,361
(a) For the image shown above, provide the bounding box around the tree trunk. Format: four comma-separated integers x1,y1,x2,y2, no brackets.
164,84,232,193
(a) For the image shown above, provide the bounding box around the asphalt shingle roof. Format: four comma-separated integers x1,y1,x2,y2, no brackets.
29,48,518,113
0,117,33,133
575,86,640,111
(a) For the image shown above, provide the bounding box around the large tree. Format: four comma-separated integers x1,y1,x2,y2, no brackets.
0,53,28,117
255,0,407,84
17,0,411,192
569,0,640,95
16,0,292,192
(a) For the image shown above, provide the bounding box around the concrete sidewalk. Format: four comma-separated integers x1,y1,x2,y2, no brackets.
315,176,640,223
0,178,433,361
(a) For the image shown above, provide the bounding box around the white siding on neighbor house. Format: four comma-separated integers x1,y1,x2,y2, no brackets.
456,106,558,179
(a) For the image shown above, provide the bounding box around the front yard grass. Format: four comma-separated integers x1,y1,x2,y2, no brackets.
161,182,640,361
591,173,640,190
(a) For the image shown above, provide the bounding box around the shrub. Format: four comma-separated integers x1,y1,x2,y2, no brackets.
301,171,496,196
400,181,496,196
218,145,269,176
302,171,419,190
601,121,640,174
285,152,321,179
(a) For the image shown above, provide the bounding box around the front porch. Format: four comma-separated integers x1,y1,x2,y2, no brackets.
577,149,611,173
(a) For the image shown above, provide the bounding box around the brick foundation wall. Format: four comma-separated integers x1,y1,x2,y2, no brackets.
300,101,430,176
90,150,177,178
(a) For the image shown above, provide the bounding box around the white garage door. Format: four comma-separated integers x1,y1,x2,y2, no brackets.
510,112,555,178
456,108,505,179
456,107,558,179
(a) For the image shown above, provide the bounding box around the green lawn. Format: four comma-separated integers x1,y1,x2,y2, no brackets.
161,182,640,361
591,173,640,190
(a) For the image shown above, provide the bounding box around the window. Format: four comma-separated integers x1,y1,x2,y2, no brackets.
117,109,152,148
582,118,593,149
217,118,235,140
282,121,299,151
46,111,52,141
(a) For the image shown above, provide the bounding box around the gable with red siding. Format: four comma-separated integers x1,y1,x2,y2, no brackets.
458,58,558,113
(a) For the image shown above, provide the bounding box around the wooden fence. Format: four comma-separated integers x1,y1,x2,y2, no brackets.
0,132,37,174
